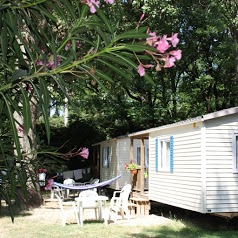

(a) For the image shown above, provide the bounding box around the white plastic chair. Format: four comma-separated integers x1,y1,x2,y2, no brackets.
83,177,94,185
89,179,99,192
108,184,132,223
50,185,65,199
55,194,79,226
76,190,100,226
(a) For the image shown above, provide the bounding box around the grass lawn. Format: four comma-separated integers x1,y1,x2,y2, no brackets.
1,215,238,238
1,200,238,238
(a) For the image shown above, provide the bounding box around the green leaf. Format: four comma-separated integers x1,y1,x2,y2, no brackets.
12,69,28,80
95,71,113,83
97,59,131,81
61,0,77,21
49,1,69,25
1,93,21,159
39,79,50,144
37,5,57,22
79,4,89,21
93,7,114,34
94,28,110,46
113,27,149,42
99,53,131,67
108,52,155,85
119,43,157,52
113,32,149,42
1,21,7,62
81,64,108,92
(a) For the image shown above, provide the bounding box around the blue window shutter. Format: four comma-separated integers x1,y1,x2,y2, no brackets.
155,138,159,172
170,136,174,173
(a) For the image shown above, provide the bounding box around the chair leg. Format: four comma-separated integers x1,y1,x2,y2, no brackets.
62,214,67,226
79,207,83,226
120,208,125,220
50,190,54,199
74,208,80,225
114,210,118,223
109,208,112,222
94,208,98,220
123,208,130,220
109,208,117,223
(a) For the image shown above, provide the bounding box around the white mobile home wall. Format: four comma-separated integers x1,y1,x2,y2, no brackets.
98,137,148,190
148,113,238,216
205,114,238,214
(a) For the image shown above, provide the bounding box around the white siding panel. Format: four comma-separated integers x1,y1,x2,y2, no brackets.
206,176,238,181
99,137,131,190
149,126,203,213
207,190,238,195
148,112,238,214
207,195,238,200
205,115,238,214
116,138,131,189
150,193,202,212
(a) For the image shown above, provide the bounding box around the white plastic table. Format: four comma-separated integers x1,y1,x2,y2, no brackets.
75,195,108,225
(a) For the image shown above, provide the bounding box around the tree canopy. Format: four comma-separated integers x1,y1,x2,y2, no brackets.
0,0,182,219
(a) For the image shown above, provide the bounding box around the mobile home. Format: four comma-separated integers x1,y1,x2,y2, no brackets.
92,136,148,190
129,107,238,218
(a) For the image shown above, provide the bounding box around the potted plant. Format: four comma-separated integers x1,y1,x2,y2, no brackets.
125,162,140,174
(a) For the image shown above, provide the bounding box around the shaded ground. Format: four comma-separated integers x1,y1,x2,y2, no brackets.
150,201,238,230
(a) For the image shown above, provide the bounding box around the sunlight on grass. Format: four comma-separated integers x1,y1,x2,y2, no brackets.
1,205,238,238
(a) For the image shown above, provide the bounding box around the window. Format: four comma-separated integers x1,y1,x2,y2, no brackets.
156,136,174,172
145,148,149,168
135,147,149,167
233,132,238,173
102,146,110,168
136,147,141,165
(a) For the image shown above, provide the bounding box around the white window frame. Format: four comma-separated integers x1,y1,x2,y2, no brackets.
158,138,171,172
233,132,238,173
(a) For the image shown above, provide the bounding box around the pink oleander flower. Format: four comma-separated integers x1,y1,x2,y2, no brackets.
146,32,158,47
65,40,80,50
40,46,46,54
79,147,89,159
76,40,81,48
167,33,179,47
45,179,54,190
85,0,100,14
156,35,170,53
169,49,182,60
46,54,62,69
164,55,176,68
36,60,44,66
139,13,145,21
38,168,47,173
138,64,145,76
17,126,24,133
65,41,72,51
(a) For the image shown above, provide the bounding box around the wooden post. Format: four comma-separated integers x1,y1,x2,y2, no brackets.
130,138,135,190
130,138,134,163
